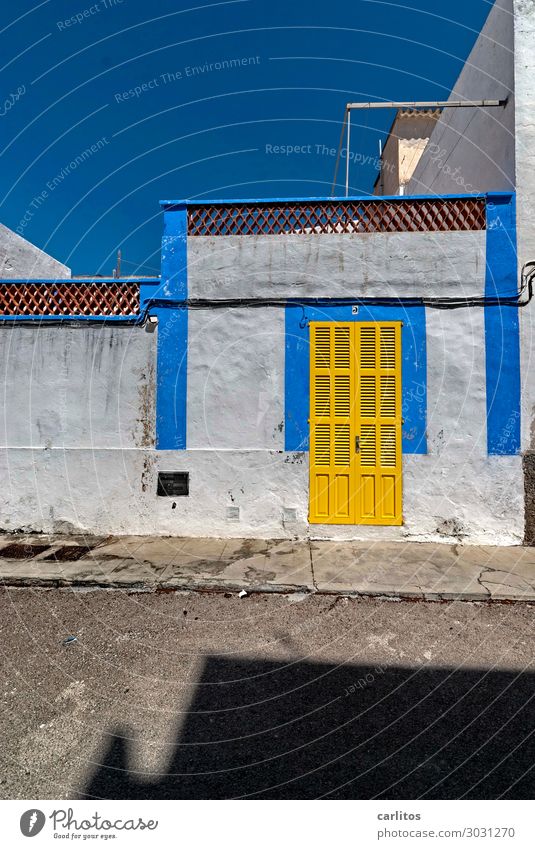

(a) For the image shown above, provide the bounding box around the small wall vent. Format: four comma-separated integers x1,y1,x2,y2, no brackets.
283,507,298,522
157,471,189,497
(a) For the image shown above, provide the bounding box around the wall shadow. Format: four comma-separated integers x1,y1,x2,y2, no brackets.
84,657,534,799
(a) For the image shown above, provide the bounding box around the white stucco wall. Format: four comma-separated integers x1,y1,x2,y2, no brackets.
408,0,515,195
0,326,156,535
0,224,70,278
187,308,285,450
0,448,157,536
0,310,523,545
0,326,155,449
188,232,486,300
514,0,535,453
423,308,523,543
0,447,521,543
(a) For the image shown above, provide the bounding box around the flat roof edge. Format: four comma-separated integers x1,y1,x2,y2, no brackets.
0,277,160,284
159,192,499,208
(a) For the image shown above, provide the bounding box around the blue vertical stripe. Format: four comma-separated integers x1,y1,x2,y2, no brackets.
155,203,188,449
155,307,188,449
485,193,520,455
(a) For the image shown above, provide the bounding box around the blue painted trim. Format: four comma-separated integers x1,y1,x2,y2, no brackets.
0,314,140,323
154,306,188,450
161,203,187,300
139,279,163,311
161,192,486,208
156,204,188,449
485,193,520,455
0,277,159,284
285,303,427,454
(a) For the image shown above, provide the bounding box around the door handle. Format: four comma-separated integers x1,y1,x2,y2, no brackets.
355,435,360,453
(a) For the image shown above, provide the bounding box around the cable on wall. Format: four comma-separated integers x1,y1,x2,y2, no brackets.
0,261,532,326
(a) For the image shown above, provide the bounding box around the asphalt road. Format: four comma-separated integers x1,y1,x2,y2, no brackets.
0,587,533,799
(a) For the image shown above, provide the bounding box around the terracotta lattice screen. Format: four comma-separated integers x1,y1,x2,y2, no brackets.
0,282,140,316
188,198,486,236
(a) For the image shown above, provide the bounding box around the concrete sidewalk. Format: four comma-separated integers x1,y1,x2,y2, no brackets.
0,533,534,602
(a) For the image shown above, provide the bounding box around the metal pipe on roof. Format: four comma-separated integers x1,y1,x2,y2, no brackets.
346,99,506,110
345,109,351,197
331,99,507,195
330,108,348,196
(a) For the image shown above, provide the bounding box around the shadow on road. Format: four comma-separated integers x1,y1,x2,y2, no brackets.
84,657,534,799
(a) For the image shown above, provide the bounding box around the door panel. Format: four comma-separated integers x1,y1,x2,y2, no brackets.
309,323,355,524
309,321,402,526
356,323,402,525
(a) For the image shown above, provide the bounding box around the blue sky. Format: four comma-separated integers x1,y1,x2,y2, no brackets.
0,0,494,275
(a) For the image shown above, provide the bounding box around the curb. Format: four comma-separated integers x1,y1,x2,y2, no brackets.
2,574,535,604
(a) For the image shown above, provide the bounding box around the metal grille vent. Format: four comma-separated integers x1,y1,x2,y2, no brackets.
157,471,189,497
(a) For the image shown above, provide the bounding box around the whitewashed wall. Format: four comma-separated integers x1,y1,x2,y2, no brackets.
0,224,70,278
187,308,285,450
0,310,523,544
188,232,486,299
514,0,535,454
0,326,156,536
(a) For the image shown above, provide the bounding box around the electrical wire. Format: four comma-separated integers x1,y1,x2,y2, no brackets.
331,108,348,196
120,258,162,274
1,263,533,327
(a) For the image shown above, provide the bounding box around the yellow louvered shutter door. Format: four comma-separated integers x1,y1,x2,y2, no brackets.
309,323,355,523
355,322,402,525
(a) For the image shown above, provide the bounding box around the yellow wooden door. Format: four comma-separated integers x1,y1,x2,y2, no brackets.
309,321,402,525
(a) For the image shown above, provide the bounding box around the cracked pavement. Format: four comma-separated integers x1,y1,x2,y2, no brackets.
0,534,534,602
